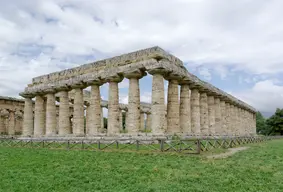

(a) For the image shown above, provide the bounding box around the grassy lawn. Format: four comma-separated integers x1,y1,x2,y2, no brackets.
0,139,282,192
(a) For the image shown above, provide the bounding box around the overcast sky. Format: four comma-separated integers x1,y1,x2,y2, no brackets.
0,0,283,115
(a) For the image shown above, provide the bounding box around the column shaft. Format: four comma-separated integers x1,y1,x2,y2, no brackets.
101,107,104,132
220,100,226,136
146,113,152,132
73,88,84,136
46,93,57,136
151,73,165,135
34,96,45,136
214,98,221,135
119,109,124,132
23,98,34,136
0,115,5,134
180,84,191,134
191,89,200,135
225,103,231,136
200,92,209,135
167,80,180,134
108,82,120,136
8,111,15,135
59,91,71,136
140,112,145,131
127,78,141,134
208,95,215,135
87,85,102,135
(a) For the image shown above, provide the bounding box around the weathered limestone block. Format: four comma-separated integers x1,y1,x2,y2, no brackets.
46,93,57,136
126,73,142,135
220,100,226,136
191,89,200,135
179,84,191,134
73,88,84,136
167,80,180,134
23,98,34,136
200,92,209,135
140,112,145,131
150,73,166,135
208,95,215,135
34,96,45,136
107,81,120,136
58,91,71,136
214,98,221,135
87,85,102,135
145,112,152,132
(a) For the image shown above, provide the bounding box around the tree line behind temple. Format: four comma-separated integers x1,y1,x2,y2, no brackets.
257,108,283,135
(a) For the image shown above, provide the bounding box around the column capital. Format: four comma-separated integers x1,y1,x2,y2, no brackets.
106,74,123,83
0,109,9,118
124,70,146,79
148,68,168,76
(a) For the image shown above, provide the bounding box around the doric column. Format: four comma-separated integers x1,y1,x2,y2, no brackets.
166,79,180,134
34,95,45,136
225,103,231,136
149,71,166,135
140,112,145,132
253,112,257,135
230,104,235,136
46,93,57,136
0,109,9,134
119,109,124,132
15,110,23,134
8,110,15,135
214,97,221,135
58,91,71,136
125,71,144,135
220,100,226,136
145,112,152,132
101,107,104,132
107,76,122,136
179,84,191,134
125,110,129,130
235,106,240,136
23,97,34,136
87,84,102,135
240,108,245,136
208,95,215,136
73,88,85,136
191,88,200,135
200,92,209,136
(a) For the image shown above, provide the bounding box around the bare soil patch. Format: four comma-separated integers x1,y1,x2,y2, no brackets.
206,147,249,159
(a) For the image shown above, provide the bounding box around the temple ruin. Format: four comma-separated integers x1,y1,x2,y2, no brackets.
18,46,256,138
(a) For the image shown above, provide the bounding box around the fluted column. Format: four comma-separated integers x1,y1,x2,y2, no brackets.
225,103,231,136
107,77,122,136
46,93,57,136
8,111,15,135
208,95,215,136
140,112,145,132
58,91,71,136
235,106,240,136
87,84,102,135
101,107,104,132
0,109,9,134
15,111,23,134
180,84,191,134
145,112,152,132
73,88,84,136
230,104,235,136
125,110,129,130
125,72,144,135
149,72,166,135
240,108,245,136
119,109,124,132
34,96,45,136
200,92,209,136
191,88,200,135
220,100,226,136
23,97,34,136
167,79,180,134
214,98,221,135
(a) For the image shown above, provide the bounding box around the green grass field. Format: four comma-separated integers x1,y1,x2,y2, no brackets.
0,139,282,192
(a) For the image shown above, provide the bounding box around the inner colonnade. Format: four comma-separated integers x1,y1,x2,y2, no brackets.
19,46,256,138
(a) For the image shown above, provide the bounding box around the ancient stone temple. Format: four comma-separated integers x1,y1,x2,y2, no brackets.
0,96,24,135
19,46,257,138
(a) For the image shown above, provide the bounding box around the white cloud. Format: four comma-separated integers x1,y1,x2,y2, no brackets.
198,67,212,81
0,0,283,113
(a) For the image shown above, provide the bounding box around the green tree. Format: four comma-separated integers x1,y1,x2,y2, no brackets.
266,108,283,135
256,111,267,135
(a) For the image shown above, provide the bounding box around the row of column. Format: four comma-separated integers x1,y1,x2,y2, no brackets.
150,71,256,136
0,109,23,135
22,71,256,137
